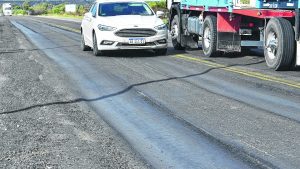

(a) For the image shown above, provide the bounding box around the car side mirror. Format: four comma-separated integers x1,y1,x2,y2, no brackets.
156,11,164,18
92,12,96,18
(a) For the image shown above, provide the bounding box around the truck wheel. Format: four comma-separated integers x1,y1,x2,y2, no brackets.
264,18,295,70
202,15,219,57
171,15,185,50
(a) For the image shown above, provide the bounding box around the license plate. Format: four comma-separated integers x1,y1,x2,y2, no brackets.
128,38,145,44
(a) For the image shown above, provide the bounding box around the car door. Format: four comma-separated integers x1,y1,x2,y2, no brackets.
89,3,98,45
83,3,96,46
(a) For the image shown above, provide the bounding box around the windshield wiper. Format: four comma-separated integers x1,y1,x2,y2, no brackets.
139,14,153,16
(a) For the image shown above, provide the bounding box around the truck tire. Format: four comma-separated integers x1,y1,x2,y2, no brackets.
171,15,185,50
202,15,219,57
264,18,295,70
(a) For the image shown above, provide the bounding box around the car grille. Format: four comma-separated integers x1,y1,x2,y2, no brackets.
115,29,157,37
117,42,156,47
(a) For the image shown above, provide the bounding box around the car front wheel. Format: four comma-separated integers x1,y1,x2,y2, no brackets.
81,32,90,51
93,32,103,56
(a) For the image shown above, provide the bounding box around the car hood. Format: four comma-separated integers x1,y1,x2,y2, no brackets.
98,15,164,28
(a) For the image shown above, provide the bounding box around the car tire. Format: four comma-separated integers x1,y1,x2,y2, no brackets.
264,18,295,71
93,32,103,56
155,48,167,56
202,15,220,57
81,33,90,51
171,15,185,50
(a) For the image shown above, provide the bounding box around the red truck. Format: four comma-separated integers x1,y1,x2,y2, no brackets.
167,0,300,70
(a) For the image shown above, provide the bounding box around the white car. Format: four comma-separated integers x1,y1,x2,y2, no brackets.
80,0,168,56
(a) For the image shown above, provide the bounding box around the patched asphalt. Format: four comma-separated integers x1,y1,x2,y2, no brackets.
1,16,300,169
0,16,150,169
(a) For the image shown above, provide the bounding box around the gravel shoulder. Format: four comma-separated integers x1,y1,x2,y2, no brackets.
0,16,150,169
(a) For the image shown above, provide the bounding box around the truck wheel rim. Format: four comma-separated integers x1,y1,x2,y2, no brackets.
203,27,211,49
266,31,278,60
171,23,179,40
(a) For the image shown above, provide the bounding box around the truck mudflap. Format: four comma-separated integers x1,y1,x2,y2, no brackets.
217,32,241,52
297,42,300,66
216,13,241,52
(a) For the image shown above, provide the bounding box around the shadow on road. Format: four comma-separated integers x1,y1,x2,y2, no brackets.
0,60,264,115
98,47,186,58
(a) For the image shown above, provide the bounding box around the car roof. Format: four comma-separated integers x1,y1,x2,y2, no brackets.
96,0,145,3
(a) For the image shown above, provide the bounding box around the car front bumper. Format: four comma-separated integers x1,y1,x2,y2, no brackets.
95,29,168,50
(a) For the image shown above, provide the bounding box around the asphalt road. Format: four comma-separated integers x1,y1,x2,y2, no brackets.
0,17,150,169
2,16,300,168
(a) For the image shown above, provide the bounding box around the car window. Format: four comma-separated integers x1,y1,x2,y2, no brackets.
98,2,154,16
92,3,97,16
89,3,95,12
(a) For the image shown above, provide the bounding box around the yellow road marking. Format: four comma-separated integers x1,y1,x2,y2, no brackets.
173,54,300,89
26,19,300,89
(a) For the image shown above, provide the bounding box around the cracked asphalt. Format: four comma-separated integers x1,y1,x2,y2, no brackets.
0,16,150,169
0,15,300,169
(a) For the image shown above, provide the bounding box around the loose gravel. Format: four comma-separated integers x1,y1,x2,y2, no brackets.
0,17,150,169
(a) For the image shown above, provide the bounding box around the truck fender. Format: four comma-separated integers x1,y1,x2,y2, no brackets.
169,3,181,31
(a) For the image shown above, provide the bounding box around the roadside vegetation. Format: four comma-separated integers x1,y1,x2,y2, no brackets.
12,1,87,16
11,0,167,18
240,0,250,4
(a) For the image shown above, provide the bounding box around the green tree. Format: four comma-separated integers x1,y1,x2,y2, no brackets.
13,9,26,15
32,3,49,14
22,0,31,10
147,0,166,11
77,5,86,16
13,5,22,10
52,3,65,14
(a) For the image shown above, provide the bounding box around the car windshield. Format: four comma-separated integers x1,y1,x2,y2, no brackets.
99,2,154,16
5,7,11,10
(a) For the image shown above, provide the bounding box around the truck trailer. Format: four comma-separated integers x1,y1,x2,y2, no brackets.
167,0,300,70
2,3,12,16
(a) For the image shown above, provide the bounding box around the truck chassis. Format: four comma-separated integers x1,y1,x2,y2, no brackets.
168,1,300,70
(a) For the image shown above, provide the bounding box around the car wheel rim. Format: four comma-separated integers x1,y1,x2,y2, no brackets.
266,31,278,60
203,27,211,49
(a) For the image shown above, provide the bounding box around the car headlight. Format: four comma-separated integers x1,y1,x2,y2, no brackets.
98,24,117,31
154,24,167,30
